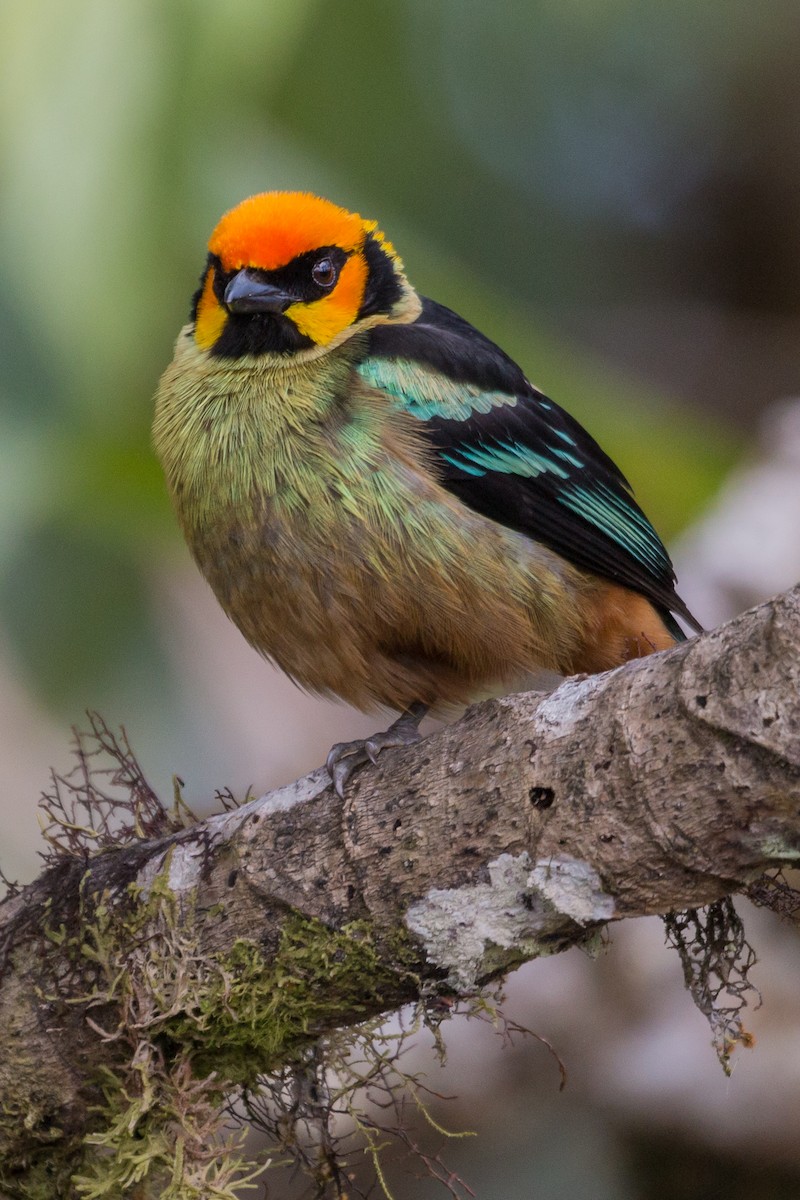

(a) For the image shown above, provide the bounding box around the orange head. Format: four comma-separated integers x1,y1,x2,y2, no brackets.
191,191,419,359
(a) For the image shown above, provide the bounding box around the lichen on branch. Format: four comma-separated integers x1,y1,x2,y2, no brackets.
1,587,800,1198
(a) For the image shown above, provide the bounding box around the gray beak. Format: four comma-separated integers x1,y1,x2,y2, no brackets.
224,269,293,314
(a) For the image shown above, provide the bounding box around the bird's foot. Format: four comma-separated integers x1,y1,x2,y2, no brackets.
326,702,428,798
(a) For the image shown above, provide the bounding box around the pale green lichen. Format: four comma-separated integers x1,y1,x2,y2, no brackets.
53,859,412,1200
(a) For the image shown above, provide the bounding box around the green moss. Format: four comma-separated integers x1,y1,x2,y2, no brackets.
5,841,422,1199
167,916,408,1082
0,1153,77,1200
49,864,416,1198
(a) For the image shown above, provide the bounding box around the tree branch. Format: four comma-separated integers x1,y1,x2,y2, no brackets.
1,585,799,1195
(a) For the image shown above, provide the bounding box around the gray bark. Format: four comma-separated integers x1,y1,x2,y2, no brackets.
1,585,798,1194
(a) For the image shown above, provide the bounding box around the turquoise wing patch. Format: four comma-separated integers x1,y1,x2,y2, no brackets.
357,356,518,423
357,353,669,577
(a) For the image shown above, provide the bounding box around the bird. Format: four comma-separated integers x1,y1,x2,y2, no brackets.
153,191,701,795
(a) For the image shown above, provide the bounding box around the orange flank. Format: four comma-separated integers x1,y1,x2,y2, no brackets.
573,582,677,674
210,192,368,273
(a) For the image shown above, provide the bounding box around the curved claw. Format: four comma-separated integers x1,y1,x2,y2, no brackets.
331,751,369,799
364,739,382,766
326,740,371,799
325,703,429,797
326,739,363,779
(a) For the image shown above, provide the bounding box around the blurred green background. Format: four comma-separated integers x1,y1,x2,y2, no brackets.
1,2,800,1198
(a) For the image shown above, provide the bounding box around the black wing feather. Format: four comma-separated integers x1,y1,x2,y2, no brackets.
365,297,701,635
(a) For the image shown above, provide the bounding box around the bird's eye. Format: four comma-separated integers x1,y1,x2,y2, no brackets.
311,257,337,288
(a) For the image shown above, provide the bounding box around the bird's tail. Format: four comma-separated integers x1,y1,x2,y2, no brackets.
661,601,704,643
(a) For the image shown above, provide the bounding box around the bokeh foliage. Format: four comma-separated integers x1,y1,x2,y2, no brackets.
4,7,800,1200
3,0,777,717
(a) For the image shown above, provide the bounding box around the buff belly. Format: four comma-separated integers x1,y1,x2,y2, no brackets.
182,475,589,713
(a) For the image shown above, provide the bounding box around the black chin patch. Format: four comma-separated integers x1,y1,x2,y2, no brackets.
191,250,323,358
210,311,314,358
